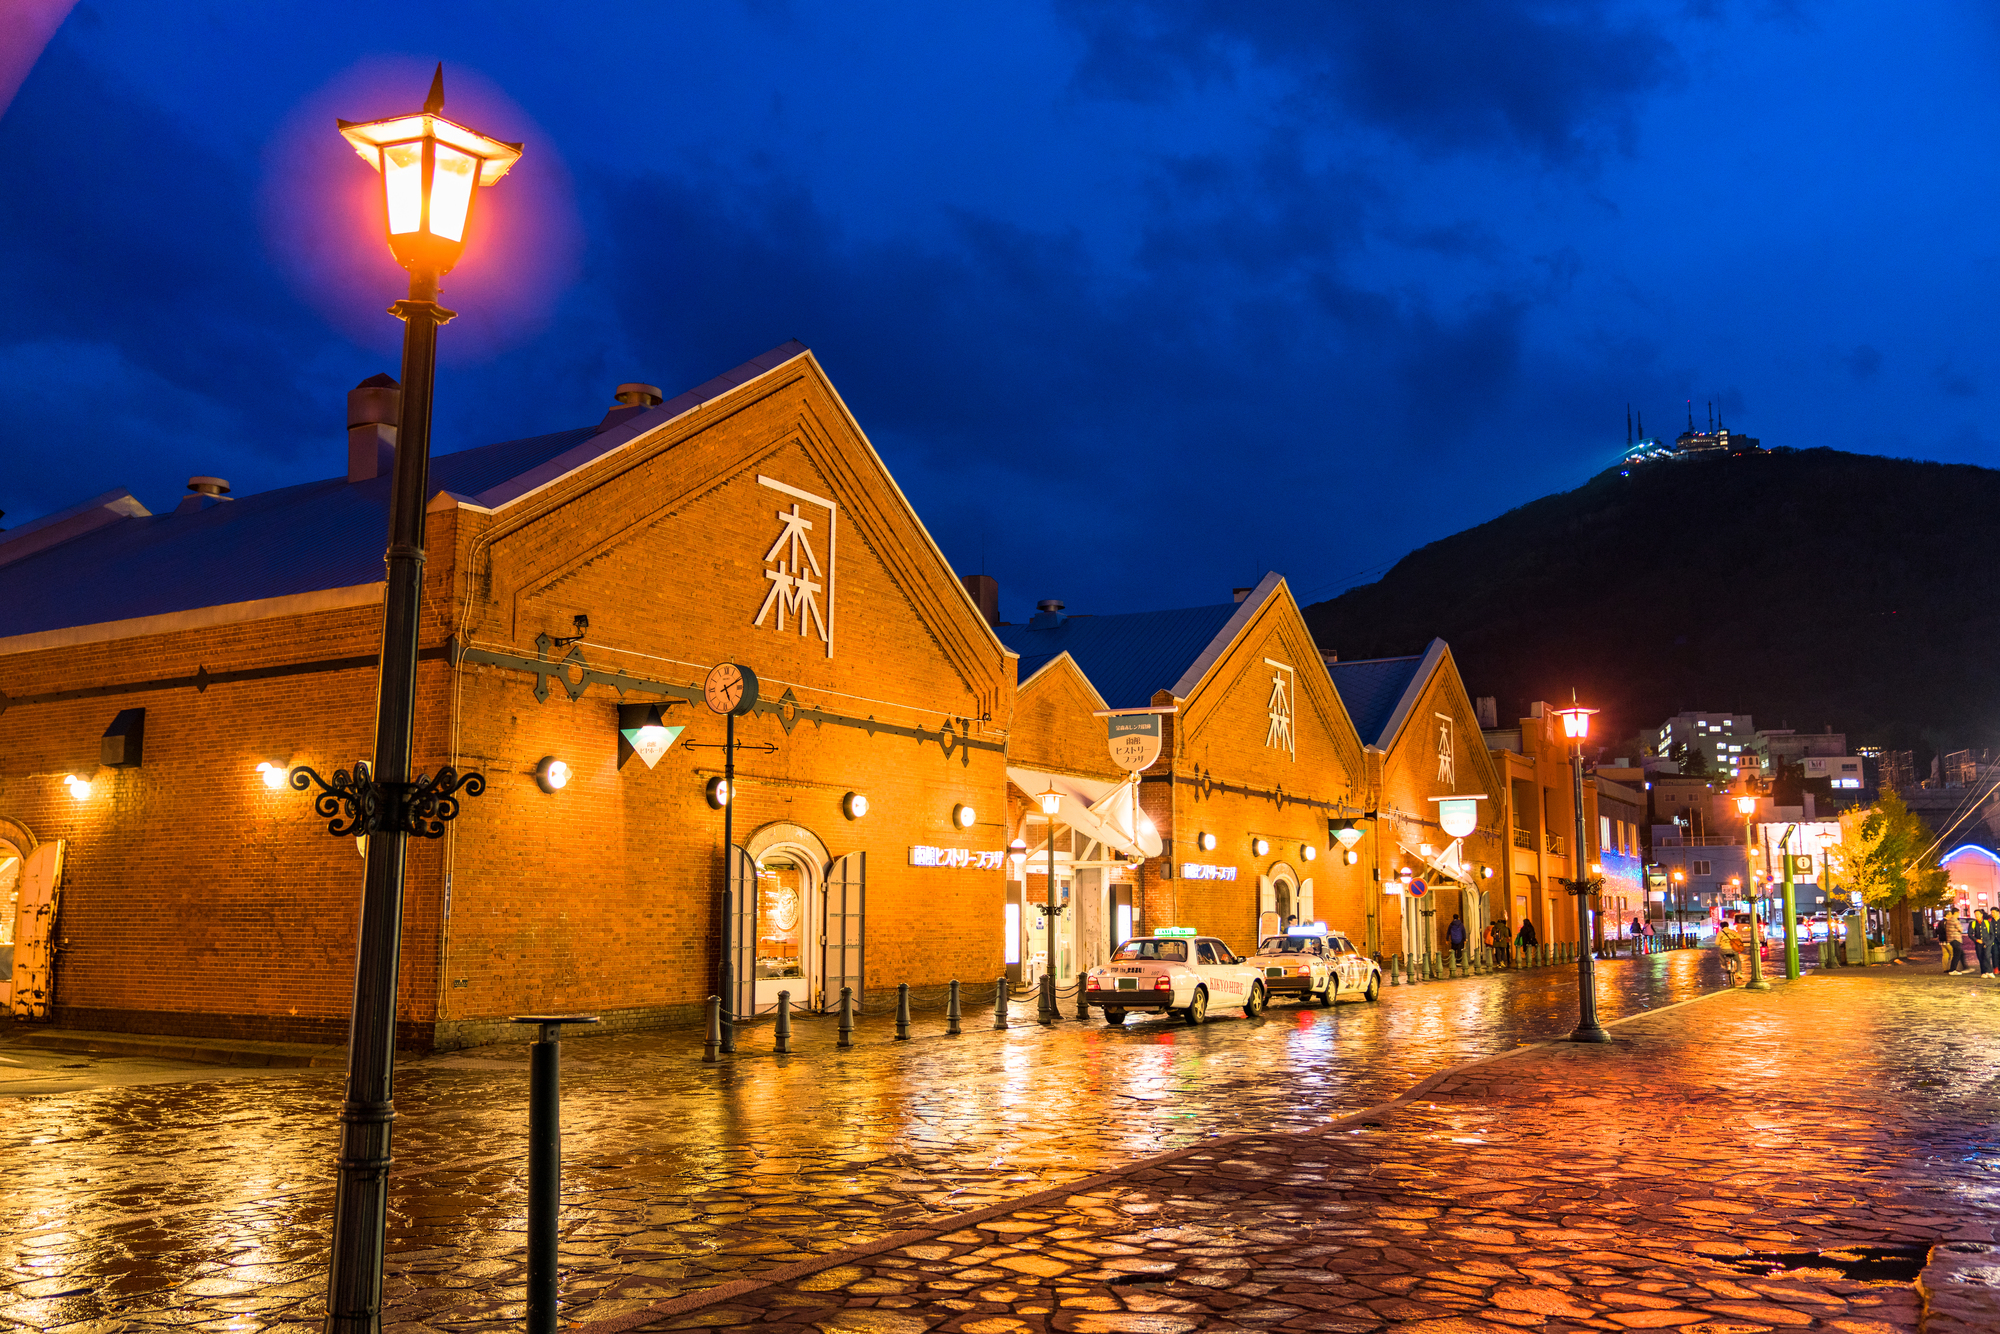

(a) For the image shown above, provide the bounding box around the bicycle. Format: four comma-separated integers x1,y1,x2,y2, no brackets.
1720,951,1741,983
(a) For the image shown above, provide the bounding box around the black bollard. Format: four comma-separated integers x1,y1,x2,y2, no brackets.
994,973,1010,1029
775,990,792,1054
513,1014,599,1334
837,985,854,1049
703,995,720,1063
947,979,962,1035
895,982,911,1040
1039,973,1057,1025
719,959,736,1056
1076,973,1089,1021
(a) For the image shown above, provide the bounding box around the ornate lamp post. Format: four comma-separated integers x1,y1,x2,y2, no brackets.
1671,868,1686,944
294,67,518,1334
1738,794,1769,991
1552,700,1608,1043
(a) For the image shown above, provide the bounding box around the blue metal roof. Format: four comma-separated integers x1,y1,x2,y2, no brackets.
1326,654,1424,748
997,602,1239,709
0,426,596,639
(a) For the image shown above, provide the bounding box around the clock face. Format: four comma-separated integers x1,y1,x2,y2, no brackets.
704,662,759,716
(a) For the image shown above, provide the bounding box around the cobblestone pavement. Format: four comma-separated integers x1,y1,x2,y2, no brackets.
0,951,1735,1330
605,965,2000,1334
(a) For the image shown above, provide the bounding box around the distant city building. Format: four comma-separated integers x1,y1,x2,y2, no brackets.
1656,711,1763,779
1760,727,1848,764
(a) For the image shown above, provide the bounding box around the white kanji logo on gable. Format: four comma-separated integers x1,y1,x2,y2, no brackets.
753,476,837,658
1264,658,1295,758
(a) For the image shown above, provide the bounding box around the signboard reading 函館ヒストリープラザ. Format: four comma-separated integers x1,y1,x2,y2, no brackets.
1107,713,1162,772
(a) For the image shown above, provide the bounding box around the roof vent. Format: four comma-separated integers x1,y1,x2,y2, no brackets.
1028,598,1065,629
599,382,665,433
348,373,401,483
1232,587,1252,603
176,477,234,514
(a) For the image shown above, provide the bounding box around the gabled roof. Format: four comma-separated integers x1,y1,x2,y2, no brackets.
0,343,809,643
997,601,1239,710
1326,647,1432,748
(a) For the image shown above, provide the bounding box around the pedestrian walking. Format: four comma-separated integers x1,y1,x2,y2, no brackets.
1515,916,1539,955
1974,908,1993,977
1944,910,1967,974
1447,913,1467,965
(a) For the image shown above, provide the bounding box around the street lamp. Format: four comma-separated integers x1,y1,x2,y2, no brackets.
1552,699,1608,1043
1737,793,1769,991
300,67,514,1334
1038,785,1062,1015
1671,868,1686,944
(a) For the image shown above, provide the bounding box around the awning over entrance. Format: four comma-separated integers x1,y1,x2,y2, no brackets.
1007,766,1164,860
1400,838,1474,887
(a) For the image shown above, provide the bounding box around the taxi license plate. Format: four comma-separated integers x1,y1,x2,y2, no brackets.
1266,967,1284,978
1116,978,1138,990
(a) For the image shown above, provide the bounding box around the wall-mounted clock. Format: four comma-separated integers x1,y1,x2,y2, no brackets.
703,661,760,716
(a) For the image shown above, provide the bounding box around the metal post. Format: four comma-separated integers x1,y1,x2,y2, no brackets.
774,990,791,1053
1745,815,1771,992
322,274,459,1334
512,1016,599,1334
1075,973,1089,1021
703,996,719,1063
1569,741,1609,1043
837,985,854,1048
1038,973,1056,1025
946,979,962,1035
895,982,911,1040
1780,826,1801,980
719,711,737,1052
1045,807,1059,1016
994,974,1010,1029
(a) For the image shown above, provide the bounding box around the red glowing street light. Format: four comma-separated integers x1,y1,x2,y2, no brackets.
1555,693,1606,1042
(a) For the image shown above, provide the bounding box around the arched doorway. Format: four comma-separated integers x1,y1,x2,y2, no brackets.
1259,860,1301,940
745,822,832,1014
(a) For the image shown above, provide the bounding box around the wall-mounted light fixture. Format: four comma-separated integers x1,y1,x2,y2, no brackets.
706,776,730,808
1329,818,1364,852
1198,831,1217,852
1252,837,1270,856
1343,849,1360,865
618,701,684,770
843,791,868,820
535,756,571,794
63,773,93,801
1302,844,1317,861
954,802,979,829
101,708,144,768
1008,838,1028,875
1481,864,1494,879
257,761,289,791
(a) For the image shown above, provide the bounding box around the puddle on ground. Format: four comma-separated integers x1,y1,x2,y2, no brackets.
1720,1245,1927,1284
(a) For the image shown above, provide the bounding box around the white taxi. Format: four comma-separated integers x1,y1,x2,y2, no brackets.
1084,928,1266,1025
1244,924,1383,1005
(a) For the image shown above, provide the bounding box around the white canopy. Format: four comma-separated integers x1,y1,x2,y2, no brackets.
1007,766,1164,860
1399,838,1474,887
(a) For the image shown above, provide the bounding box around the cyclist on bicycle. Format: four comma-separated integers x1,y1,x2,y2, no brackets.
1716,919,1745,982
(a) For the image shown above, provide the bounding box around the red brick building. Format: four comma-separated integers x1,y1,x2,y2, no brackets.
0,343,1017,1046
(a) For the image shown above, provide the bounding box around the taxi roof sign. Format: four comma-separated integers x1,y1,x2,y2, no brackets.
1156,926,1197,936
1286,923,1329,936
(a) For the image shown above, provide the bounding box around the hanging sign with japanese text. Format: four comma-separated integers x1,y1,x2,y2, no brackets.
1107,712,1163,772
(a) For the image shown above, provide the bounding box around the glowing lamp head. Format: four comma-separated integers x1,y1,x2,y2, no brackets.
1302,844,1317,861
1036,786,1062,818
1554,704,1597,740
842,791,868,820
257,761,288,790
1198,831,1217,852
63,773,92,801
1332,821,1363,851
1252,837,1270,856
535,756,570,794
955,802,979,829
1008,838,1028,873
1736,795,1756,815
338,65,523,278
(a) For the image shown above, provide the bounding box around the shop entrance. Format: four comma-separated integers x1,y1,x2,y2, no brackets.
753,851,816,1014
738,822,862,1015
1258,861,1303,939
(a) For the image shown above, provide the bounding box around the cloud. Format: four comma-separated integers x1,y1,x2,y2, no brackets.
1058,0,1684,163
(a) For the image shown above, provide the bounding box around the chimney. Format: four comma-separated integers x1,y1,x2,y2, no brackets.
1475,696,1498,729
1321,650,1339,669
1028,598,1065,629
175,476,234,514
348,373,401,483
1232,587,1252,603
598,382,664,433
961,573,999,626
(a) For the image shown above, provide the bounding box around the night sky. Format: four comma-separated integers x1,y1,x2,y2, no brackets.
5,3,1998,623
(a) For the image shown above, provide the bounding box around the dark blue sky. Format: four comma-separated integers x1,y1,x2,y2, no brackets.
5,2,1998,622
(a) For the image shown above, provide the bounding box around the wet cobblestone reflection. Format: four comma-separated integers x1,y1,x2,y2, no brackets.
0,952,1775,1330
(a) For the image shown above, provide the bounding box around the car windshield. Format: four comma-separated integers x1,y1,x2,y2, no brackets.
1258,937,1318,954
1113,939,1187,962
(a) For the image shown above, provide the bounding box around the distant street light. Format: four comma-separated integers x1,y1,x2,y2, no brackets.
1738,793,1770,992
1039,786,1062,1008
303,66,518,1334
1553,698,1607,1043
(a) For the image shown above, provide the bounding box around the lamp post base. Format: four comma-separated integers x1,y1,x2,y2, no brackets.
1568,1022,1612,1043
1744,978,1772,991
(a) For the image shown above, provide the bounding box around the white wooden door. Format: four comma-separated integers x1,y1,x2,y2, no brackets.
822,851,865,1012
726,845,757,1022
